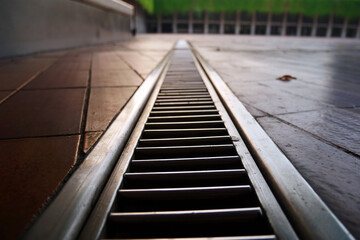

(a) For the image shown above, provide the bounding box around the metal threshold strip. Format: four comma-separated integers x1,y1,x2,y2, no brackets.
23,41,354,240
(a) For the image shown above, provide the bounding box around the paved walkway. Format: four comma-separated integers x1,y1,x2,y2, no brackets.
189,35,360,238
0,38,172,239
0,35,359,239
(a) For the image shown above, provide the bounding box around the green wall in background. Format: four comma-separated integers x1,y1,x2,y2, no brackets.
138,0,360,19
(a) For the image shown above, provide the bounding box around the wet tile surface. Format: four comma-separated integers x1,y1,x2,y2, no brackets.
229,81,325,115
25,68,89,89
257,116,360,238
278,108,360,155
91,69,142,87
85,87,137,132
0,58,56,90
0,37,172,239
0,135,80,239
116,50,157,78
92,53,130,70
188,35,360,238
0,89,86,139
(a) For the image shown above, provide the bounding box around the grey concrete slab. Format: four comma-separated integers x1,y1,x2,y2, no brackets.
228,81,325,115
0,89,86,139
268,80,360,108
257,116,360,238
243,103,268,118
278,108,360,155
185,35,360,237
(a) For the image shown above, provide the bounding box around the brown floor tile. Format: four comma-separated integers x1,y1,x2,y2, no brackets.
0,70,40,91
0,89,86,139
85,87,137,132
0,135,80,239
91,69,142,87
92,52,130,70
83,131,103,153
47,61,91,71
25,68,89,89
60,53,92,62
92,60,130,70
0,59,55,90
0,91,11,102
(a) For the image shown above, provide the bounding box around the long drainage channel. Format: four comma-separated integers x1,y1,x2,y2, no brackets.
23,41,354,240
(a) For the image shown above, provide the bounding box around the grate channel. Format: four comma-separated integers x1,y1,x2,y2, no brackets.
97,48,277,239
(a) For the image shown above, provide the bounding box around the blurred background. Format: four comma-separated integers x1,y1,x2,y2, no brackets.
1,0,360,57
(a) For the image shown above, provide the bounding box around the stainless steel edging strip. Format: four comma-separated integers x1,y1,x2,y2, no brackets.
193,50,354,240
23,51,172,240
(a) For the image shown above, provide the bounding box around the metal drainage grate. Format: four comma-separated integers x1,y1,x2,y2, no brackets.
95,48,277,239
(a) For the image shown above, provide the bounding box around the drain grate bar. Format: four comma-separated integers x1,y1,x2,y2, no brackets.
77,41,298,240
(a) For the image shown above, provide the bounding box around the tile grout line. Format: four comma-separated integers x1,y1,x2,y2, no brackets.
0,62,56,105
224,81,360,158
256,114,360,159
0,133,81,141
115,52,146,81
76,53,93,163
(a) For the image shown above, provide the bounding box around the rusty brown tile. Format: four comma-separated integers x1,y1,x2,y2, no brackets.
92,60,130,70
0,91,12,102
0,58,55,90
0,58,54,73
83,131,103,153
0,135,79,239
25,68,89,89
86,87,137,132
91,69,142,87
48,61,91,71
0,89,86,139
0,71,36,90
92,52,130,70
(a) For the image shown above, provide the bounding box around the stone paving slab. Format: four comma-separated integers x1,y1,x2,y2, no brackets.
278,108,360,155
0,90,11,102
187,34,360,238
0,88,86,139
0,58,55,91
0,135,80,240
91,69,142,87
92,53,130,70
257,116,360,238
228,81,325,115
0,37,172,239
25,68,89,89
85,87,137,132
